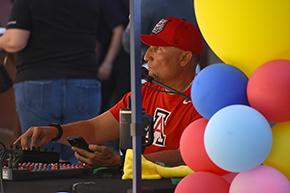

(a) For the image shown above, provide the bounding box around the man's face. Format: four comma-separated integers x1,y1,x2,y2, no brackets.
144,46,184,84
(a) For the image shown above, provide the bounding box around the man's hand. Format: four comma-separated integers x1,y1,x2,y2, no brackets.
98,62,112,80
13,126,58,150
72,144,121,169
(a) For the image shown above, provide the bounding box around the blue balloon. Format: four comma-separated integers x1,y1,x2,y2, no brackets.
204,105,273,172
191,63,249,119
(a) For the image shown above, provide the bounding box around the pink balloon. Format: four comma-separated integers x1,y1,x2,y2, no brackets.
180,118,229,175
230,165,290,193
175,172,230,193
247,59,290,122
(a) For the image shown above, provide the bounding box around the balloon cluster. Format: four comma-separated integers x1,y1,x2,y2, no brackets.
176,0,290,192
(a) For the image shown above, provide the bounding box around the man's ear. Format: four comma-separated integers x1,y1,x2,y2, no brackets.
180,51,192,67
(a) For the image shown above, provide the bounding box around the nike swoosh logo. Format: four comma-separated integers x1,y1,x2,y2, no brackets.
183,99,192,104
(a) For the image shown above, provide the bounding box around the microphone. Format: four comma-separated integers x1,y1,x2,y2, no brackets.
141,67,154,83
141,67,191,101
141,66,149,77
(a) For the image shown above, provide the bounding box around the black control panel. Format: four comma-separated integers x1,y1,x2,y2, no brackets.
0,147,90,181
0,146,59,164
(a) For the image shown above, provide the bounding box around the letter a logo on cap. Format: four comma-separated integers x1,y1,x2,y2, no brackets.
152,19,170,35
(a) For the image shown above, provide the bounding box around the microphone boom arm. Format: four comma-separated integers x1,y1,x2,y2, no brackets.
142,73,192,101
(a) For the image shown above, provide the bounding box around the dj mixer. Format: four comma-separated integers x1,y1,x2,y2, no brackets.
1,147,90,181
2,165,90,180
0,146,59,163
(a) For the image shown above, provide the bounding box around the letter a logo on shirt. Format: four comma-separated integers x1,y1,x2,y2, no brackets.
150,108,170,147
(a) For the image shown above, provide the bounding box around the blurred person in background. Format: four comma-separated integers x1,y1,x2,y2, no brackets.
0,0,101,164
96,0,131,155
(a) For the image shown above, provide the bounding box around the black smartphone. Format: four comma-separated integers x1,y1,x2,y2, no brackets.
67,136,94,153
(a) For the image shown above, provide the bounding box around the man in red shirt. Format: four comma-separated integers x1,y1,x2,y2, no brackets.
14,17,204,169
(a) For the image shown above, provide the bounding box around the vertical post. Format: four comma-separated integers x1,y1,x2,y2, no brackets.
129,0,142,193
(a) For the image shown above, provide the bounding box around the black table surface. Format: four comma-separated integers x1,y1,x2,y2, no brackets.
3,172,177,193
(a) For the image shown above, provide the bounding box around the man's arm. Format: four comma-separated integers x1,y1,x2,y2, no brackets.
14,111,120,149
60,110,120,145
98,24,124,80
144,149,185,167
0,28,30,53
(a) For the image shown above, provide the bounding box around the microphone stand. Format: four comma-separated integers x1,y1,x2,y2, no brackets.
141,68,192,101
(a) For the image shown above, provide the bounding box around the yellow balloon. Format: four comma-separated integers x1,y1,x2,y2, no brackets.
195,0,290,77
263,121,290,180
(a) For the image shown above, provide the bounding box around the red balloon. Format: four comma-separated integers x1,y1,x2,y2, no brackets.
247,59,290,122
180,118,229,175
174,172,230,193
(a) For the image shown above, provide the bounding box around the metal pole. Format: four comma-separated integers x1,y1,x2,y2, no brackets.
129,0,142,192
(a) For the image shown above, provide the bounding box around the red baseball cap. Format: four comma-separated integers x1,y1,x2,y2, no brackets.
141,17,204,56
